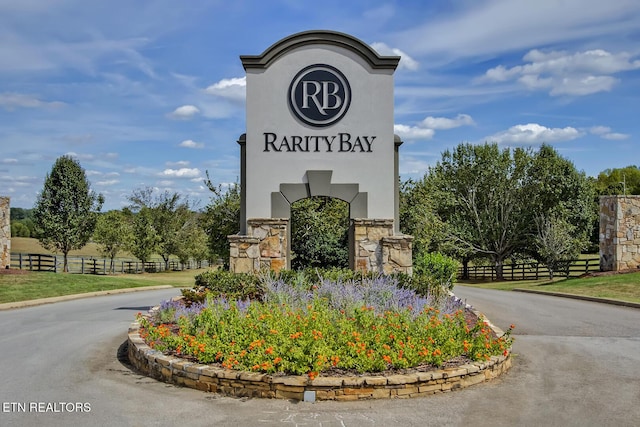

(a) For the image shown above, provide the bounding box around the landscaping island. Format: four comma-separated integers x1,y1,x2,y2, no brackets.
128,269,513,401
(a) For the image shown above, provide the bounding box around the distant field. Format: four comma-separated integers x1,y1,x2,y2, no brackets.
11,237,136,258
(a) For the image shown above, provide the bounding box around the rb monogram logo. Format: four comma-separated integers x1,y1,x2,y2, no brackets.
288,64,351,127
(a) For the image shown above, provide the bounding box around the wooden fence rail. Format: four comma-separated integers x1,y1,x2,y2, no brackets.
459,258,600,281
9,253,211,274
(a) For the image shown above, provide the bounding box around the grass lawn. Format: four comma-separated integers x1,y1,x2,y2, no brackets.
0,268,209,304
458,271,640,304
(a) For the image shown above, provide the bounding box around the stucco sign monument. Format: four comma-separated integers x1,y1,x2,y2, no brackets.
229,30,413,274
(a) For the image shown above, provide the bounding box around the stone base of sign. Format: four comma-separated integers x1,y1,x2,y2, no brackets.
350,219,413,275
600,195,640,271
0,197,9,270
228,218,288,273
230,217,413,275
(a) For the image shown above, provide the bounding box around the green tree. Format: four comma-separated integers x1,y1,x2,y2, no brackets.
290,196,349,269
594,165,640,195
425,143,594,280
33,155,103,272
399,179,446,259
93,210,133,273
175,213,209,269
130,206,159,267
128,188,192,270
534,214,583,279
425,143,531,280
201,178,241,265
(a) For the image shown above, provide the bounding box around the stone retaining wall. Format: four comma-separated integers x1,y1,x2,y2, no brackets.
0,197,9,269
127,313,511,401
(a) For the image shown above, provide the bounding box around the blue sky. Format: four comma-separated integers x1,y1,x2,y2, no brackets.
1,0,639,210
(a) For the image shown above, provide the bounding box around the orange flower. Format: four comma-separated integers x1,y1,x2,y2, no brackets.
308,371,318,380
382,355,392,364
274,357,282,364
265,347,274,355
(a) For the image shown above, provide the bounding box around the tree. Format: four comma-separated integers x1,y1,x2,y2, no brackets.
595,165,640,195
399,179,446,259
130,206,159,268
93,210,133,273
175,213,209,269
128,188,192,270
425,143,531,280
201,176,241,265
290,196,349,269
534,214,583,279
33,155,103,272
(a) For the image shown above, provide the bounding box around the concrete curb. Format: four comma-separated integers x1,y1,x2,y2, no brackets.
513,288,640,309
0,285,175,311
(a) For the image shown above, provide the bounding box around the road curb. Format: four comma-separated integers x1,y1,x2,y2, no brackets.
0,285,175,311
512,288,640,309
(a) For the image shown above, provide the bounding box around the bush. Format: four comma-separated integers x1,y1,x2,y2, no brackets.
183,270,261,303
407,252,459,302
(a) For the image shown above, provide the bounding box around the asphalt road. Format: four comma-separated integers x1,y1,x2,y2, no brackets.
0,286,639,427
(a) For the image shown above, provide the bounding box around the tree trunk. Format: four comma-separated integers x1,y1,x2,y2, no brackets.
495,258,504,281
462,258,470,280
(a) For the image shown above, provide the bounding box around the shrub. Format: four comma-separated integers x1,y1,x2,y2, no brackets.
182,270,261,303
408,252,460,302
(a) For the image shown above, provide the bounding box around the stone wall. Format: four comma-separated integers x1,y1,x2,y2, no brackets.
229,217,413,275
600,195,640,271
350,219,413,275
228,218,288,274
0,197,9,269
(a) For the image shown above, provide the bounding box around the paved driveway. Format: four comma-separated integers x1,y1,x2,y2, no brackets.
0,286,639,426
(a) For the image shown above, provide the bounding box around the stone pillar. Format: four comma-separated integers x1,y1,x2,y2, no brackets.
228,218,288,274
600,195,640,271
350,219,412,274
0,196,9,269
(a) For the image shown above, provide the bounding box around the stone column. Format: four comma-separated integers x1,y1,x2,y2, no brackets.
228,218,288,274
599,195,640,271
0,197,10,269
350,219,412,274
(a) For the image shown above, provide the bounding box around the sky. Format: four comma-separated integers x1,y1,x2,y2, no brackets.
1,0,639,211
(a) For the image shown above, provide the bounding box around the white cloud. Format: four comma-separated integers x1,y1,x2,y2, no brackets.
161,168,201,178
96,179,119,186
393,0,640,63
178,139,204,149
395,114,475,140
589,126,629,140
482,49,639,96
205,77,246,102
2,159,18,164
394,124,435,140
487,123,583,144
0,92,65,111
168,105,200,120
370,42,419,71
166,160,190,167
420,114,475,130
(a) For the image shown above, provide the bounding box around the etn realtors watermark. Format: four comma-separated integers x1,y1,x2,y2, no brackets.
3,402,91,413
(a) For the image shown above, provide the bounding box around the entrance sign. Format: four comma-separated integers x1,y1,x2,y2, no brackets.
229,30,412,274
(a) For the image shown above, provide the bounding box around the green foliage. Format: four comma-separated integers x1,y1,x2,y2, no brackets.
408,252,459,302
399,179,446,258
33,155,103,272
534,214,583,279
290,197,349,269
595,165,640,195
130,207,159,266
11,221,31,237
424,143,595,280
185,269,261,301
201,178,240,265
93,210,133,272
128,188,193,270
175,215,210,266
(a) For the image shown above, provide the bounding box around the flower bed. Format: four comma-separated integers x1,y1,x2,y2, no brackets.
129,271,514,400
